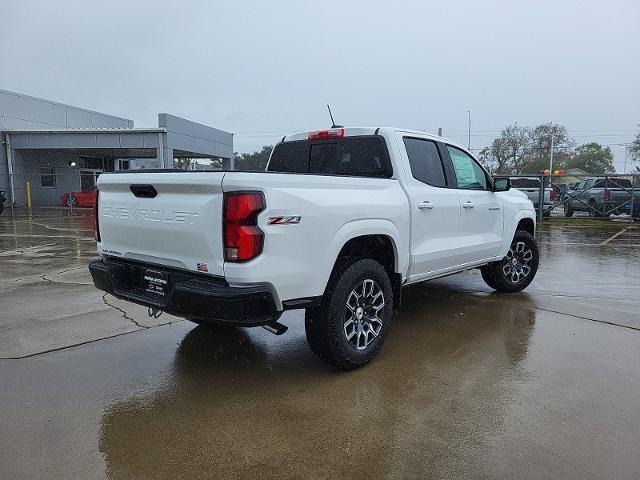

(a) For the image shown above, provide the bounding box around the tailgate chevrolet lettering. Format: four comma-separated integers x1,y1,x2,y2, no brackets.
102,205,199,224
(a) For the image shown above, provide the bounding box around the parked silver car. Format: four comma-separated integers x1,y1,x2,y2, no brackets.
508,177,553,217
564,178,639,217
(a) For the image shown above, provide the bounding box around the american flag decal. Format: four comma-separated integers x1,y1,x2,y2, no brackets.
197,262,208,272
267,216,302,225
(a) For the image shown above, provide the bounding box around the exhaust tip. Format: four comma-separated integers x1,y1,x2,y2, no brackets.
262,321,288,335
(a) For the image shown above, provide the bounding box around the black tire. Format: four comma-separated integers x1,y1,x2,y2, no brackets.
481,230,539,293
0,202,4,216
588,200,602,218
563,202,574,217
305,259,393,370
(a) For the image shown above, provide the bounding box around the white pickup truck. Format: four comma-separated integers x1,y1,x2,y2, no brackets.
89,127,538,369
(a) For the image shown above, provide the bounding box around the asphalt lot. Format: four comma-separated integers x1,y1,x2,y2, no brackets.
1,208,639,479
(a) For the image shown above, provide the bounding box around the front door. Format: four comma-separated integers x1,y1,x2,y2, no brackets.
400,136,461,279
445,145,503,264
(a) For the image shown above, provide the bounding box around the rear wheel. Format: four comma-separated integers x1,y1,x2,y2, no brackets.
481,230,539,293
588,199,609,217
305,259,393,370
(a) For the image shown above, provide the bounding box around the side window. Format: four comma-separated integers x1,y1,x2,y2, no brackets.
403,137,446,187
446,146,488,190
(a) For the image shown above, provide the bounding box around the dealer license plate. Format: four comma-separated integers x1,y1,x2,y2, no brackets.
143,269,169,296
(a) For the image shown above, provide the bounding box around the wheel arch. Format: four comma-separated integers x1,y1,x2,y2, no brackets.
324,220,406,311
516,217,535,236
499,210,536,257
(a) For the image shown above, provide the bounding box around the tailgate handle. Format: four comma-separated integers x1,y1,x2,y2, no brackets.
130,184,157,198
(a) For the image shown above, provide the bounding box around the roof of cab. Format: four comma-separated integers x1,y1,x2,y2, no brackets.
281,126,468,153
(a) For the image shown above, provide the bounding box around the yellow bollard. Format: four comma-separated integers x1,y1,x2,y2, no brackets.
26,180,32,209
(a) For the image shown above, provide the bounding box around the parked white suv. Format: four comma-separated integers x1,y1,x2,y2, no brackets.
89,127,538,369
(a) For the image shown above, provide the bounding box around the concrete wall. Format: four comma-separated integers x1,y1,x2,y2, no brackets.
159,113,234,167
0,89,134,130
8,131,161,151
11,150,81,206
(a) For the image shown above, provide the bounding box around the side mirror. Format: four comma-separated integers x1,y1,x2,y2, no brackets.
493,178,511,192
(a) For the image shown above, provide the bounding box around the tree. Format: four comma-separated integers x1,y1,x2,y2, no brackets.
519,123,575,173
174,157,193,169
568,143,615,174
210,158,224,169
234,145,273,171
478,124,531,174
629,132,640,172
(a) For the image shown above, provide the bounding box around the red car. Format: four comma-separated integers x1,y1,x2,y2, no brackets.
60,189,97,208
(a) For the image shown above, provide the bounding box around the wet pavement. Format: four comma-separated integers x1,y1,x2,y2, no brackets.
1,209,639,479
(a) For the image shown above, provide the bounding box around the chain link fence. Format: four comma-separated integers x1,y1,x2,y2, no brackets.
495,174,640,222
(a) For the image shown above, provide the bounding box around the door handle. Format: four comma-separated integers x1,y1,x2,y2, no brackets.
462,201,476,209
417,201,434,210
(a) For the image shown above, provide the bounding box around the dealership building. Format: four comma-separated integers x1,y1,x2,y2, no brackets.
0,89,233,208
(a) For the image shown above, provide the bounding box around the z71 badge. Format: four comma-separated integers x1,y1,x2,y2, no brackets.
267,216,301,225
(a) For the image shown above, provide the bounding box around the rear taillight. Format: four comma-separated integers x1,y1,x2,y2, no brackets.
604,190,611,201
223,191,265,262
93,189,100,242
308,128,344,141
550,187,557,201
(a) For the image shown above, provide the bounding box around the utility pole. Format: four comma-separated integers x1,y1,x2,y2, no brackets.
623,144,628,174
467,110,471,150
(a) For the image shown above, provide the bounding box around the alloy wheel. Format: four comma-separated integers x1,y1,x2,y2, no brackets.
344,279,385,350
502,241,533,283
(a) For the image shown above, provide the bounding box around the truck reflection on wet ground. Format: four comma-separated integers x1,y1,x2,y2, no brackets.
99,288,538,479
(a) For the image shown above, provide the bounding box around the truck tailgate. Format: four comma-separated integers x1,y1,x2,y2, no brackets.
96,171,226,276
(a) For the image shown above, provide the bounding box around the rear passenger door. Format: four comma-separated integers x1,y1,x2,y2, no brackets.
401,136,462,278
445,145,503,264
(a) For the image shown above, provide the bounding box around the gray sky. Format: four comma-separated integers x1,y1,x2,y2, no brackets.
2,0,639,170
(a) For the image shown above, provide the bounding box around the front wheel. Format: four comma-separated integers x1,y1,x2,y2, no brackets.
305,259,393,370
481,230,539,293
564,202,574,217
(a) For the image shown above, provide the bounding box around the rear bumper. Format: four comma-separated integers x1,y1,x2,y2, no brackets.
89,258,281,326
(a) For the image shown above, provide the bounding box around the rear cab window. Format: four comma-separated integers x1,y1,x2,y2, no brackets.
268,136,392,178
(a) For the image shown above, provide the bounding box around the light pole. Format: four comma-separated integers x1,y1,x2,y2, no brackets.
613,143,632,173
549,134,555,174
